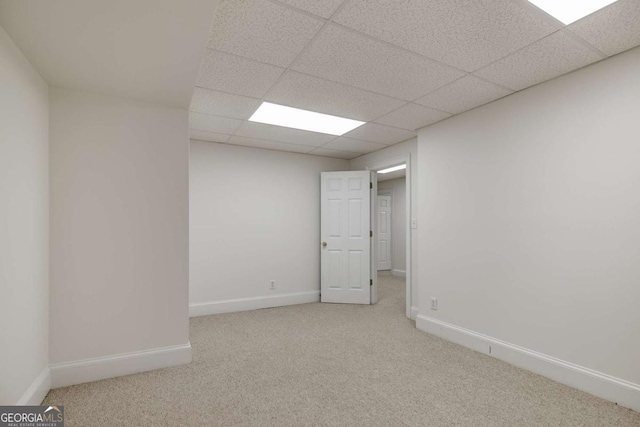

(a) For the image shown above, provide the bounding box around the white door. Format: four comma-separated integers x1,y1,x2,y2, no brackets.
320,171,371,304
377,196,392,271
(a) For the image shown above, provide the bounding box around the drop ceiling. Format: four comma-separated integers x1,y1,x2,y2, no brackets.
190,0,640,159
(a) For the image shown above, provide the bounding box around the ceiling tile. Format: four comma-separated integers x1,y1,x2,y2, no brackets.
196,50,284,98
416,75,514,114
189,112,242,134
342,122,416,146
265,71,405,121
276,0,344,19
207,0,324,67
308,147,361,160
332,0,560,72
235,121,336,147
189,130,230,143
190,88,261,120
323,137,386,154
292,24,464,100
374,103,451,131
569,0,640,57
473,30,604,91
228,135,313,153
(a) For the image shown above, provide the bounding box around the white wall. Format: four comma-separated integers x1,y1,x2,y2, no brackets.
190,141,349,314
0,25,49,405
351,139,418,317
49,88,190,376
417,47,640,407
378,177,406,275
0,0,219,109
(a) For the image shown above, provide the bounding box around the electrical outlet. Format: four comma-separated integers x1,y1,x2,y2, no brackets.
270,280,275,290
430,297,437,311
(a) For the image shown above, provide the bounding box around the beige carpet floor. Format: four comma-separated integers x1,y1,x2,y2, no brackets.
44,272,639,426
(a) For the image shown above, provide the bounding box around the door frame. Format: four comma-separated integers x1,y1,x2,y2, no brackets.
365,154,412,319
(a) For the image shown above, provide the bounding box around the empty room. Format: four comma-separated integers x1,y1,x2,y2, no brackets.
1,0,639,426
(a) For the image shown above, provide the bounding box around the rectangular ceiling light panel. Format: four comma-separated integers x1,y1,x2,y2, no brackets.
526,0,619,25
249,102,365,136
378,164,406,174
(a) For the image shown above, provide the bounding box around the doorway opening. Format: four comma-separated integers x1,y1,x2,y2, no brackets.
369,155,412,319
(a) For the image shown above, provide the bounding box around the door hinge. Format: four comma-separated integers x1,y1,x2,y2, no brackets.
370,279,373,286
370,182,373,189
370,230,373,237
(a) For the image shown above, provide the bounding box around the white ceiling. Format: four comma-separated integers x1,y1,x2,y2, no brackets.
2,0,635,158
0,0,219,108
378,168,406,183
190,0,640,160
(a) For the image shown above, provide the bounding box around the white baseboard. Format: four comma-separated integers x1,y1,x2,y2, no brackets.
410,306,418,320
391,269,406,278
50,342,192,389
17,367,51,405
190,291,320,317
416,315,640,413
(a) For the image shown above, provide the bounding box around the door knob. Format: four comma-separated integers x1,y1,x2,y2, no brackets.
322,241,327,247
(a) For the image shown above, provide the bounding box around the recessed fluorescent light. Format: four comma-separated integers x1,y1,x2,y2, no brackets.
378,164,406,174
526,0,618,25
249,102,365,136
